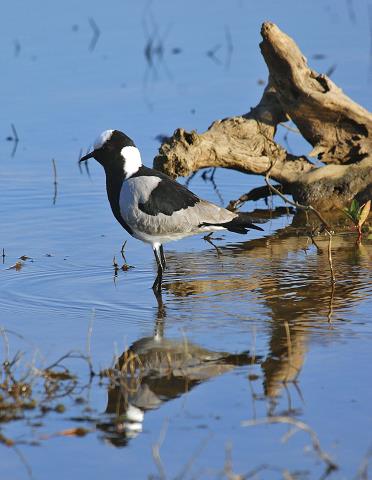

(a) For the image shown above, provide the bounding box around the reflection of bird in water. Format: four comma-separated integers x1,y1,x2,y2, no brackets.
96,223,372,444
97,311,260,447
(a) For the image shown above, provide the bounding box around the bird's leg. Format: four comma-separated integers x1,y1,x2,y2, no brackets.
159,244,167,269
153,245,163,271
154,297,165,340
152,267,163,294
152,245,163,295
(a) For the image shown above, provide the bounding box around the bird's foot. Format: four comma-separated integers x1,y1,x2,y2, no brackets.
113,255,134,277
203,233,223,255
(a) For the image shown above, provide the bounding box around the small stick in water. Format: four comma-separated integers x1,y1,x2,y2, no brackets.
52,158,58,205
78,148,83,174
88,18,100,52
8,124,19,157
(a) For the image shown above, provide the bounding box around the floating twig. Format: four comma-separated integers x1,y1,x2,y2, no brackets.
201,167,224,205
264,167,331,232
152,419,169,480
325,64,337,77
206,43,222,65
327,278,336,324
83,148,91,178
51,158,58,205
282,131,292,154
11,445,34,480
346,0,357,24
6,261,24,271
284,321,293,383
185,170,198,187
44,350,93,373
0,327,10,362
78,148,83,174
88,18,100,52
225,26,233,69
227,184,290,211
13,39,21,57
241,416,338,473
142,4,173,109
327,233,336,285
86,309,95,378
174,434,210,479
278,123,300,134
113,256,119,277
120,240,127,261
265,161,336,291
356,446,372,480
43,427,90,439
312,53,326,60
8,123,19,157
113,252,133,279
11,124,19,143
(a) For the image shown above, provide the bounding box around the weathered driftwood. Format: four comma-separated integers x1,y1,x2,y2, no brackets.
153,22,372,211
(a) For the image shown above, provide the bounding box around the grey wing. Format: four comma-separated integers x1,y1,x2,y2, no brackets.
120,177,236,236
136,200,237,236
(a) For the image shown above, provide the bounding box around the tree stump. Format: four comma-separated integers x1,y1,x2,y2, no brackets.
153,22,372,212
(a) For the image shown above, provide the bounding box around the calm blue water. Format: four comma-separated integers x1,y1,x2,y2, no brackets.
1,1,371,479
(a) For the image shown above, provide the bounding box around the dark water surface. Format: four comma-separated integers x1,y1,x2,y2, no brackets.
1,1,372,479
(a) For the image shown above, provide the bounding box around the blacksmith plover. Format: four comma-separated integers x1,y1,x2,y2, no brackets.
80,130,263,293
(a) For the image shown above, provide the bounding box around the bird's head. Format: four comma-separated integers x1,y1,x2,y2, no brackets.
79,129,142,178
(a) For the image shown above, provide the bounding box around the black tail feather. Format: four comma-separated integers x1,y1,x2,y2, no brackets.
200,212,264,234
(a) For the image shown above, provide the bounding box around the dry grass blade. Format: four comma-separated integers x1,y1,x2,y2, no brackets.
57,427,90,437
327,234,336,285
88,17,100,52
6,261,24,271
10,123,19,157
224,442,243,480
51,158,58,205
265,167,331,232
174,434,211,480
152,418,169,480
265,163,336,287
41,427,91,440
354,446,372,479
0,326,10,361
12,445,34,480
241,416,338,473
283,321,293,382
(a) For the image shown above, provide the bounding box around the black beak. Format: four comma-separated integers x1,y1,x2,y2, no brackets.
79,151,95,163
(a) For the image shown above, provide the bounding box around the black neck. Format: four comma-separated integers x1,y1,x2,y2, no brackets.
104,164,133,235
